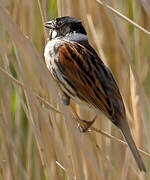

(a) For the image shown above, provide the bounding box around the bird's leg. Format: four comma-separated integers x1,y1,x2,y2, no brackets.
59,92,70,105
69,105,97,132
59,93,96,132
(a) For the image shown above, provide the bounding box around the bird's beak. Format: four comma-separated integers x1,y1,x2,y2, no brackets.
44,20,54,29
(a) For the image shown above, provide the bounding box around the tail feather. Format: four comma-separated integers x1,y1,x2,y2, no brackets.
119,121,146,172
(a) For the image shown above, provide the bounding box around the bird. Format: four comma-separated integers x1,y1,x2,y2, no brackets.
44,16,146,172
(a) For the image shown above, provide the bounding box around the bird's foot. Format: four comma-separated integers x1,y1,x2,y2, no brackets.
77,115,97,132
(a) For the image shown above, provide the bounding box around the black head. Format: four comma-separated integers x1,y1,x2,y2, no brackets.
44,16,87,40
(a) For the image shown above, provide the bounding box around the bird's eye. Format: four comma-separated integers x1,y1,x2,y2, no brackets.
57,22,64,28
60,26,70,36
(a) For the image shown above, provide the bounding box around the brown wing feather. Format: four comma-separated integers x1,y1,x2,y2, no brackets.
58,42,118,119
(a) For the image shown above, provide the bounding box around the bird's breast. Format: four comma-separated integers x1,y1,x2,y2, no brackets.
44,39,77,98
44,39,64,71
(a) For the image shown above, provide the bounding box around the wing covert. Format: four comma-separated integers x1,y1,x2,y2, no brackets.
57,41,124,119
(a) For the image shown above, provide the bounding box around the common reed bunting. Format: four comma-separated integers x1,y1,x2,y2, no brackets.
44,16,146,172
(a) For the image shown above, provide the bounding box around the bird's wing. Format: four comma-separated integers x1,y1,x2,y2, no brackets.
57,41,125,120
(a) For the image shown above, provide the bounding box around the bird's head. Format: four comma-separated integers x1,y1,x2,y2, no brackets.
44,16,87,40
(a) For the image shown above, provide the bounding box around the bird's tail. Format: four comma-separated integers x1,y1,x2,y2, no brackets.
119,120,146,172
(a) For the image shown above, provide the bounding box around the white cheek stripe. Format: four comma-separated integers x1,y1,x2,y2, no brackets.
52,30,57,38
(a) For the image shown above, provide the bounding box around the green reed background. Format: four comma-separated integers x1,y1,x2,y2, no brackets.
0,0,150,179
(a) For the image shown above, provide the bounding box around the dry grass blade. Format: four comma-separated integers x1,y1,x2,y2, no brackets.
140,0,150,16
96,0,150,36
0,110,29,180
0,66,62,114
0,4,56,93
37,0,48,39
90,127,150,158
